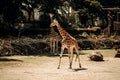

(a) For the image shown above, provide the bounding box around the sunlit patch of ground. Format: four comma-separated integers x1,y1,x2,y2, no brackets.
0,49,120,80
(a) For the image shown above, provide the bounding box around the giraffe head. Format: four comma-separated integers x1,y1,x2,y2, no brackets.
50,19,59,27
49,13,54,23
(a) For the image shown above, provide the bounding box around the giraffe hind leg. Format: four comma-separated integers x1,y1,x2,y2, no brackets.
50,39,53,53
75,46,81,68
56,39,58,53
53,40,55,53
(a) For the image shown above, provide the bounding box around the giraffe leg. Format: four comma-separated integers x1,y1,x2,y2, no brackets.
69,47,74,69
57,46,65,69
56,38,58,53
67,47,71,65
75,46,81,68
75,52,78,62
53,40,55,53
50,39,53,53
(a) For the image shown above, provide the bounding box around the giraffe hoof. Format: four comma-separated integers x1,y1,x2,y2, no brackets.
57,67,60,69
79,65,82,68
69,67,72,69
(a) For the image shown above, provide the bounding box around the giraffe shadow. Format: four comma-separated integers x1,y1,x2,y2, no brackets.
0,58,23,62
72,67,87,72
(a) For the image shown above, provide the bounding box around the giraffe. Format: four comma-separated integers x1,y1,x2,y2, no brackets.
49,13,59,54
50,18,81,69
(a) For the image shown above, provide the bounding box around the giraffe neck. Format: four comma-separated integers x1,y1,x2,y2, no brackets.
50,27,54,34
56,23,71,39
50,27,57,37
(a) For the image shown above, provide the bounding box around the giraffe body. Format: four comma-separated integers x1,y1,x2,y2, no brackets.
49,27,58,54
49,13,59,54
50,19,81,69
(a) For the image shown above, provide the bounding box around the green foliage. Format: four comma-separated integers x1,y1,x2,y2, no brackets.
0,0,118,36
71,0,108,28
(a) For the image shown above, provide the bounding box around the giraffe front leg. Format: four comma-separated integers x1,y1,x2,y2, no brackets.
57,46,64,69
69,48,74,69
55,38,58,53
50,39,53,53
53,40,55,53
69,54,74,69
58,55,62,69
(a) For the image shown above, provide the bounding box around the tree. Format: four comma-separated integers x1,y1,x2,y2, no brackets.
0,0,22,23
71,0,108,28
0,0,63,22
98,0,120,8
39,0,62,13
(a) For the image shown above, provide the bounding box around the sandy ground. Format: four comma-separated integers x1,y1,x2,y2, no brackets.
0,49,120,80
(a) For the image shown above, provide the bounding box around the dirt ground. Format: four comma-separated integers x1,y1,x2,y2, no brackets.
0,49,120,80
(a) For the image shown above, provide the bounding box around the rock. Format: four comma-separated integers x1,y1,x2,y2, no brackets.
88,51,104,61
115,49,120,58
